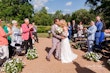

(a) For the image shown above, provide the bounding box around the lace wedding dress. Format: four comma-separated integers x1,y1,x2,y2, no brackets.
61,31,77,63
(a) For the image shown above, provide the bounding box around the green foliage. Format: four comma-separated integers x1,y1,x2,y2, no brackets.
2,58,24,73
84,52,102,62
86,0,110,28
33,7,53,26
0,0,33,24
37,26,51,33
71,9,95,24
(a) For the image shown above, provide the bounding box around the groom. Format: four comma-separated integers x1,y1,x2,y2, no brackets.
46,18,64,61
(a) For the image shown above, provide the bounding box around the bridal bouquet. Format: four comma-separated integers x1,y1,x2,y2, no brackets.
26,48,38,60
55,27,63,35
1,58,24,73
84,52,102,62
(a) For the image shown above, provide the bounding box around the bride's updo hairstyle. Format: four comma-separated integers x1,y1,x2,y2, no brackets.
60,19,67,27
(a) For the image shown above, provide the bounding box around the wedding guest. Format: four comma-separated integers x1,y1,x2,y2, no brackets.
84,21,97,52
95,16,103,50
32,22,39,43
77,21,83,40
67,22,72,39
3,23,12,42
72,20,77,42
11,20,23,55
3,23,13,58
21,18,33,54
0,21,10,65
72,20,77,35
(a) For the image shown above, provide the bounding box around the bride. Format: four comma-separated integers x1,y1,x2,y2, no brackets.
60,19,77,63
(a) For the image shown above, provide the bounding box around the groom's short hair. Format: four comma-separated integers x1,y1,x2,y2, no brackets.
54,18,59,23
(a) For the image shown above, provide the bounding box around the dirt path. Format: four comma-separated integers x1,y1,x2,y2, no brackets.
21,38,110,73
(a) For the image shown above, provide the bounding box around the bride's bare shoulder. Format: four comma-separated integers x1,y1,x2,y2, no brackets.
63,26,68,30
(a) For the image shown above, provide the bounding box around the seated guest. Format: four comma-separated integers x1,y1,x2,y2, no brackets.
0,21,11,65
21,18,33,54
84,21,97,52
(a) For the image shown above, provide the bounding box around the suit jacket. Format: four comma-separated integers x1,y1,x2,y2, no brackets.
21,23,33,40
95,21,103,38
51,24,62,43
87,25,97,41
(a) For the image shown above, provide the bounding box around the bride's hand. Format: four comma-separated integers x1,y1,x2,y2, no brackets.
61,36,65,39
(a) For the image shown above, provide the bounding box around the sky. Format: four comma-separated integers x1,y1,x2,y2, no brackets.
30,0,90,14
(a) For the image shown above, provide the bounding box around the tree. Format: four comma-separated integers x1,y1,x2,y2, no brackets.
63,14,71,22
54,10,64,19
0,0,33,24
33,7,53,26
86,0,110,28
71,9,95,24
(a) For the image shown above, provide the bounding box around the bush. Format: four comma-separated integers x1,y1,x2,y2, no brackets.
37,26,51,33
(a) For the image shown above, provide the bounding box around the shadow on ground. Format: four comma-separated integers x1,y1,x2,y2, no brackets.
45,47,56,58
73,62,96,73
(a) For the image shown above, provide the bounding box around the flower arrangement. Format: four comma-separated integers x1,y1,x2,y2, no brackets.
1,58,24,73
74,43,81,49
55,27,63,35
84,52,102,62
26,48,38,60
107,59,110,65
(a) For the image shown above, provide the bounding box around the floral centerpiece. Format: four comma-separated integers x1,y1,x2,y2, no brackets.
74,43,81,49
1,58,24,73
26,48,38,60
84,52,102,62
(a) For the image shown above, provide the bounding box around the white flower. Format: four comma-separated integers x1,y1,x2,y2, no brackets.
2,58,24,73
26,48,38,60
56,27,63,34
84,52,102,62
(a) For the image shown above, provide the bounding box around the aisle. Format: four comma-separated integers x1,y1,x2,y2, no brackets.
21,38,109,73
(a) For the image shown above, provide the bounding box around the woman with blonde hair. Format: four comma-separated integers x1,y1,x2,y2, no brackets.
60,19,77,63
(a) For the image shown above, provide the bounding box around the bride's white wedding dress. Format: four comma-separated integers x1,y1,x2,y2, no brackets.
61,31,77,63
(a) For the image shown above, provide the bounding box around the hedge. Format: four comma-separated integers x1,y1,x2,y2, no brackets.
37,26,51,33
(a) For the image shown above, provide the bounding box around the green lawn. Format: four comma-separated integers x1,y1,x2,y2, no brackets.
38,33,51,38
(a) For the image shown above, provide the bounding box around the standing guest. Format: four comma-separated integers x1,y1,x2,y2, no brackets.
77,21,83,40
3,23,12,58
67,22,72,39
95,16,103,50
21,18,33,54
11,20,23,55
32,22,39,43
84,21,97,52
72,20,77,35
72,20,77,42
3,23,12,42
0,20,10,65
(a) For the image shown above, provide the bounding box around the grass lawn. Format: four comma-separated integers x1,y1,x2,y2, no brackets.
38,33,51,38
